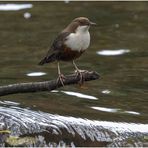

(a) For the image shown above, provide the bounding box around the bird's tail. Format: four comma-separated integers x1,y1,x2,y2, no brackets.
38,53,57,65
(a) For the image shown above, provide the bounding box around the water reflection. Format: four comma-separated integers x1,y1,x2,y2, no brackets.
61,91,98,100
91,106,140,115
91,106,118,113
102,89,111,94
0,4,33,11
26,72,46,77
97,49,130,56
51,90,98,100
0,100,20,106
23,12,31,19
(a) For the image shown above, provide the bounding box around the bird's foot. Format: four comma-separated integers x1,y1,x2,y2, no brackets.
75,69,87,85
57,74,66,86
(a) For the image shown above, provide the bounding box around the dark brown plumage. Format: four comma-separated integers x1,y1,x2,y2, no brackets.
38,32,70,65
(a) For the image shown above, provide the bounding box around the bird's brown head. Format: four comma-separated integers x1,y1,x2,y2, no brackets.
72,17,96,26
63,17,96,33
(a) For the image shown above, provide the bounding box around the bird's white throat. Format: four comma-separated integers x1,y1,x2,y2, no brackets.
65,25,90,52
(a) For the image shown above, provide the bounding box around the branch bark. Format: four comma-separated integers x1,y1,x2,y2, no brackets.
0,71,100,97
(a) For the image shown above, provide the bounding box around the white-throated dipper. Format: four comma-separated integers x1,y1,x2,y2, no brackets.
39,17,96,85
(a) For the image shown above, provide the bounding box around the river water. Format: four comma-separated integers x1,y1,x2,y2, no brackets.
0,1,147,146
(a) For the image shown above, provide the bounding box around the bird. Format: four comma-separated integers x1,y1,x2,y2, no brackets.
39,17,96,86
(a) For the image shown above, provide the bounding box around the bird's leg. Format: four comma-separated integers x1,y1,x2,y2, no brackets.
72,60,85,84
57,62,65,86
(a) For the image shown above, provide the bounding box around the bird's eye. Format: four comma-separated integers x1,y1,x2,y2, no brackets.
79,21,86,26
79,20,89,26
79,21,83,25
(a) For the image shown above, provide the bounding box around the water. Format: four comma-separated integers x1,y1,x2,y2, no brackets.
0,104,148,146
0,1,148,146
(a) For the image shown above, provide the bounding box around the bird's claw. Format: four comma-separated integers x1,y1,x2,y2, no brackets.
75,69,87,85
57,74,66,86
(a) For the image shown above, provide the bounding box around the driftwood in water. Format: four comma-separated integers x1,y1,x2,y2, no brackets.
0,71,100,97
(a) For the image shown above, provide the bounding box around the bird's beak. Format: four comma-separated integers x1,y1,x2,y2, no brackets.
90,21,97,26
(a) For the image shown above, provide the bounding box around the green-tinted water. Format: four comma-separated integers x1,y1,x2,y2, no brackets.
0,2,147,124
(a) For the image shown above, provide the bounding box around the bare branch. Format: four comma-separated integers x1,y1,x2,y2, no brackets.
0,71,100,97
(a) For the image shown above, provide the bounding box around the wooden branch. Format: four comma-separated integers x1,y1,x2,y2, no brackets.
0,71,100,97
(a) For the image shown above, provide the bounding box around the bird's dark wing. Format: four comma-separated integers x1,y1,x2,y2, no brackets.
38,32,70,65
50,32,70,51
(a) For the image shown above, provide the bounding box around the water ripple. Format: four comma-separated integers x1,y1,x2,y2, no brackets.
101,89,111,94
97,49,130,56
61,91,98,100
0,4,33,11
26,72,46,77
91,106,140,115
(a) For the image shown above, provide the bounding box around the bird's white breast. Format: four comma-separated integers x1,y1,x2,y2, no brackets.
65,26,90,52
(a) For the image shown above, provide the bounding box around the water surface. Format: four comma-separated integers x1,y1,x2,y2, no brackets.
0,1,147,126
